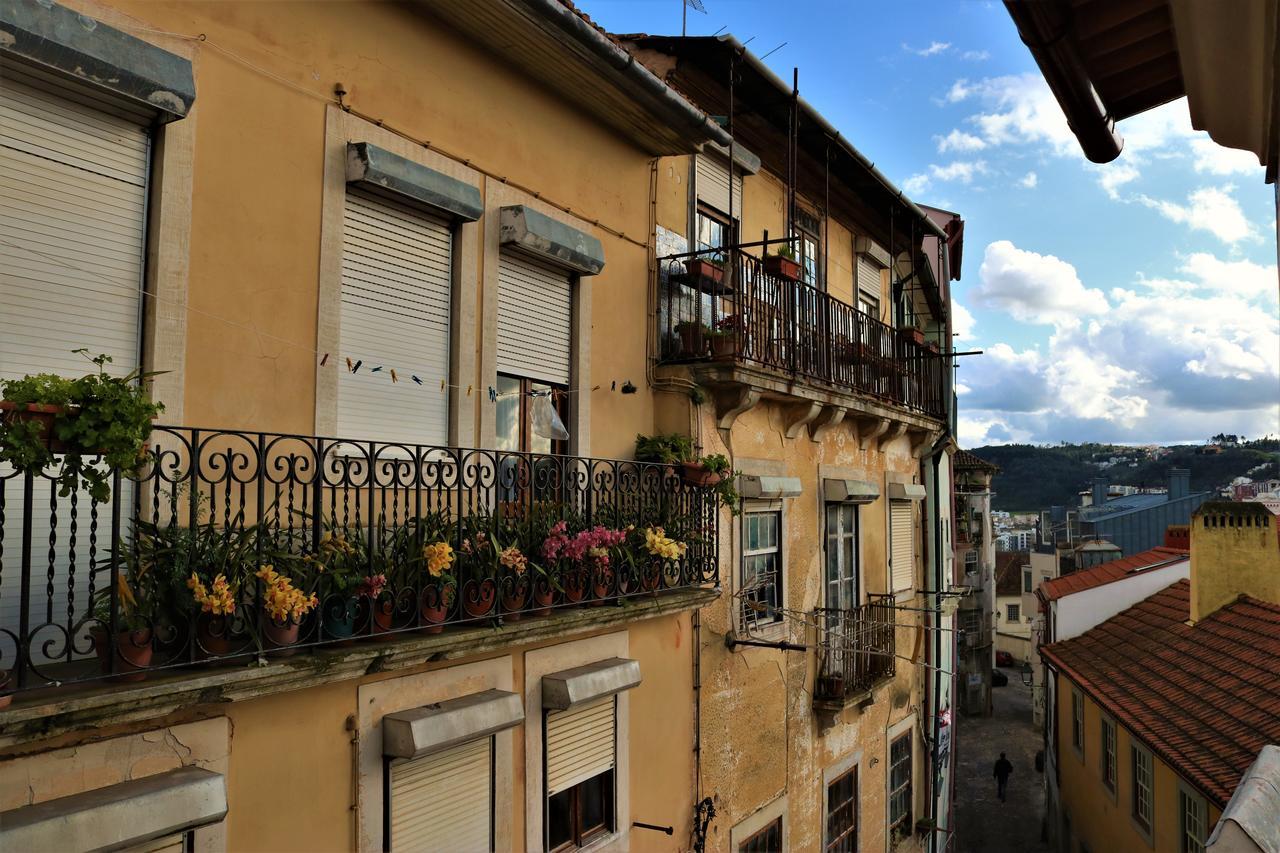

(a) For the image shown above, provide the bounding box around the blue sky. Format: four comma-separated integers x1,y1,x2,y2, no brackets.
587,0,1280,447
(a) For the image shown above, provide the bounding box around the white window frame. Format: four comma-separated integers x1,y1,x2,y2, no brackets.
1131,742,1155,845
1007,603,1021,622
886,715,916,841
822,750,861,853
1100,716,1118,798
738,501,785,636
1177,779,1208,853
824,502,860,612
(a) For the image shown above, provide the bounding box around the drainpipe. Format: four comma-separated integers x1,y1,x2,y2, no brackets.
927,426,951,852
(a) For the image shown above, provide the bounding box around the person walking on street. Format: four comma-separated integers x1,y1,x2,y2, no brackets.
994,752,1013,802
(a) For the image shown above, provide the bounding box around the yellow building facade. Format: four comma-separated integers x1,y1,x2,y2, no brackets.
0,3,959,852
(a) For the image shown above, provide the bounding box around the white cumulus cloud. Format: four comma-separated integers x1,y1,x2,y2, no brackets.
905,41,951,57
1137,186,1255,244
1019,171,1038,189
972,240,1108,326
936,129,987,153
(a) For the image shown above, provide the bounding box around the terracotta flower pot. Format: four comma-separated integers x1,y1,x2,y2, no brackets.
561,568,587,605
709,333,737,359
530,581,554,617
500,578,528,621
762,254,801,281
0,401,65,452
262,617,300,656
684,258,725,284
196,614,235,658
370,598,397,638
420,582,454,634
92,627,153,682
681,462,724,487
676,323,705,357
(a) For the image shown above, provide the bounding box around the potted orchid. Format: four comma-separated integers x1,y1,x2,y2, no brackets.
255,564,319,655
640,525,688,593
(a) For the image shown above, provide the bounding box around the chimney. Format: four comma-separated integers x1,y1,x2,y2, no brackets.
1189,502,1280,622
1164,525,1190,550
1091,478,1108,508
1169,468,1191,501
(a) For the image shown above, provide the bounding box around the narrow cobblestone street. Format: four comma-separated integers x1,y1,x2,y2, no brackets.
954,672,1050,853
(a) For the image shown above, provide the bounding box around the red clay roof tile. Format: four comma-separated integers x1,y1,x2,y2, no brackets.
1039,546,1188,602
1041,580,1280,807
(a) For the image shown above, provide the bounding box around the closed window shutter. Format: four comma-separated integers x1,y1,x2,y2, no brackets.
695,153,742,219
546,697,615,796
857,255,883,304
390,737,492,853
890,500,914,592
122,833,188,853
496,250,572,385
0,67,148,654
339,188,451,445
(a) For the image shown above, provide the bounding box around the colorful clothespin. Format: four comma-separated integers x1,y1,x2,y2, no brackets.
411,375,423,385
320,353,329,366
371,365,383,373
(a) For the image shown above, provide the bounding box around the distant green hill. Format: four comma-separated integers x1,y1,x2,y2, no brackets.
969,441,1280,513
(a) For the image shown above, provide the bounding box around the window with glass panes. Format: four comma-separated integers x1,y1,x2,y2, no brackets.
795,209,821,289
963,550,978,574
495,374,568,454
741,510,782,627
1132,745,1154,832
1101,718,1117,791
1179,786,1207,853
888,733,912,834
960,608,982,637
1023,569,1033,593
825,766,858,852
1006,603,1021,622
739,817,782,853
696,203,735,254
825,503,859,612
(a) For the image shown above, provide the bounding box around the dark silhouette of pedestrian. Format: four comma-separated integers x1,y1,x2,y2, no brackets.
994,752,1013,802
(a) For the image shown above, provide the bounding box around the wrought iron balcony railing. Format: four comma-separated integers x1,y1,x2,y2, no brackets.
658,245,947,418
0,427,719,696
812,597,896,706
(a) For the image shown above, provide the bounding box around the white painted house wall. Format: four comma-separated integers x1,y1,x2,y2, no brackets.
1051,559,1190,641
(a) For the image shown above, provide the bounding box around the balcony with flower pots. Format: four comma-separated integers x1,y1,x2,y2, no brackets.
0,421,720,734
656,242,947,443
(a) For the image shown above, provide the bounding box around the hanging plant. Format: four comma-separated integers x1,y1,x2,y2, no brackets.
0,351,164,503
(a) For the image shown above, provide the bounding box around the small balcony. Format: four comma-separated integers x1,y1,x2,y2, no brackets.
658,245,947,421
0,426,719,698
812,597,897,713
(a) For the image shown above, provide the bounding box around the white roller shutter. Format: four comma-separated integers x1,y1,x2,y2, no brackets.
496,250,572,386
339,188,451,446
695,153,743,219
389,737,492,853
890,500,914,592
546,696,615,796
857,254,883,305
0,66,148,655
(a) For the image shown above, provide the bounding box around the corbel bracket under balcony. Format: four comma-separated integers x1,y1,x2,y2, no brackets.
910,428,942,459
784,402,823,439
714,384,761,431
808,405,846,441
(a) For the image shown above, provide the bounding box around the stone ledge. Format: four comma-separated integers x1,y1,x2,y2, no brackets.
1,587,719,748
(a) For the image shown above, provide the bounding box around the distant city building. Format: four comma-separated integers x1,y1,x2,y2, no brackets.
954,448,1000,717
994,551,1032,665
1078,469,1212,556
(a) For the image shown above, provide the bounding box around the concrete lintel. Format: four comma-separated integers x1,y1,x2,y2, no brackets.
383,689,523,760
808,405,846,441
888,482,927,501
739,475,803,500
499,205,605,275
823,478,880,504
784,401,823,439
347,142,483,221
857,417,891,451
715,384,761,430
0,766,226,852
542,657,641,710
0,0,195,118
877,421,908,452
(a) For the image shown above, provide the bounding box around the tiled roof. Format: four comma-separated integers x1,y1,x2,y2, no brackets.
1039,546,1188,602
1041,580,1280,807
953,448,999,472
995,551,1028,596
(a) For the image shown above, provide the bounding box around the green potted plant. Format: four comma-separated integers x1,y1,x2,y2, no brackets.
306,524,370,641
634,433,696,466
684,251,726,285
674,320,710,358
763,244,801,281
89,570,155,682
0,351,164,503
